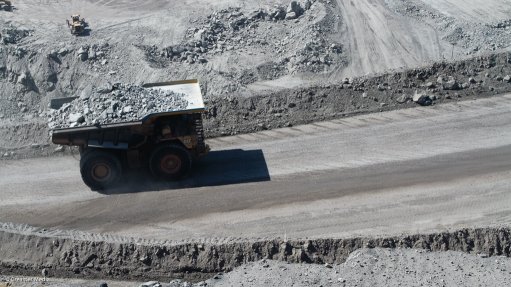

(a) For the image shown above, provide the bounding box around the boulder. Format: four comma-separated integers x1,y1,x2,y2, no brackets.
442,76,460,90
285,11,297,20
68,113,85,124
300,0,312,10
287,1,304,16
270,7,286,20
122,106,132,114
396,94,412,104
140,281,161,287
77,46,89,61
412,91,432,106
88,50,97,60
58,48,69,56
97,83,113,94
16,72,29,85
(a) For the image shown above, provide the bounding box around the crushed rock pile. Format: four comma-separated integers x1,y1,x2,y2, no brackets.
0,26,31,45
141,0,340,71
140,0,344,93
48,84,189,129
182,0,316,56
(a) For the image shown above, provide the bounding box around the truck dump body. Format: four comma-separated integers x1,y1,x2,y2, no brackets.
52,79,207,150
51,79,205,131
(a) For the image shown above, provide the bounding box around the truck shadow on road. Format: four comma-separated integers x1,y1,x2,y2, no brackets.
104,149,271,194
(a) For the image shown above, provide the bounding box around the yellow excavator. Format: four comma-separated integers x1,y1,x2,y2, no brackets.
0,0,12,11
67,14,86,35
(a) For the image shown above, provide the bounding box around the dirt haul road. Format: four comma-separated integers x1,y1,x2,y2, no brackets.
1,95,511,242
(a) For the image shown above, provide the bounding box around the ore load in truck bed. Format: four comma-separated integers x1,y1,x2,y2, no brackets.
48,79,205,130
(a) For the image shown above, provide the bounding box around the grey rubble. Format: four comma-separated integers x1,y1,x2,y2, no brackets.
142,0,336,73
203,248,511,287
48,84,189,129
4,248,511,286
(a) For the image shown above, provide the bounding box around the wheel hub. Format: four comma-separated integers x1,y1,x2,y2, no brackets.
160,154,182,174
91,163,111,182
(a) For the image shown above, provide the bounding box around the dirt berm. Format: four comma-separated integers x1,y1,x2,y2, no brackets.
1,223,511,282
204,51,511,137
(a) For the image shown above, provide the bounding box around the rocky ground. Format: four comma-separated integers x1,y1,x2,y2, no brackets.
205,248,511,287
1,224,511,286
2,0,511,285
3,248,511,286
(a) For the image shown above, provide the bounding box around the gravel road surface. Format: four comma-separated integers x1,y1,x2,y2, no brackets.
1,95,511,242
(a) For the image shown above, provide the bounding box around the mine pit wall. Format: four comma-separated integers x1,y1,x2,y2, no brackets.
1,227,511,282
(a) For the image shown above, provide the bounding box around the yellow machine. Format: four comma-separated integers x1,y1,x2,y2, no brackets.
66,14,86,35
0,0,12,11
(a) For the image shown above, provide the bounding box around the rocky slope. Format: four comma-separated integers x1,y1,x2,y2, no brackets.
3,248,511,286
2,223,511,283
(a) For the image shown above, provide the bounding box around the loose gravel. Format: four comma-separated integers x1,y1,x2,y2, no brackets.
47,84,189,129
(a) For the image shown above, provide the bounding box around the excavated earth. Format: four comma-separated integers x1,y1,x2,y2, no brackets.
1,0,511,285
48,85,189,129
1,223,511,284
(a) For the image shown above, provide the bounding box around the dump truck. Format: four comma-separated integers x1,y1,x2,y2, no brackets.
0,0,12,11
67,14,86,35
51,80,209,191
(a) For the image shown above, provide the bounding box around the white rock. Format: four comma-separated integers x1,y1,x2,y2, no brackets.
122,106,132,114
68,113,84,123
412,91,432,106
285,12,297,20
140,281,161,287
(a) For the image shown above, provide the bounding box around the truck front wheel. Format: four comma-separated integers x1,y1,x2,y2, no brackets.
80,150,122,191
149,144,192,180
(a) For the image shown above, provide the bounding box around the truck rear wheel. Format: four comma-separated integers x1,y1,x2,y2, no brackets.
80,150,122,190
149,144,192,180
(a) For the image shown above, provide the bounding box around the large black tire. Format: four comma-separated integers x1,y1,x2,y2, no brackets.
149,144,192,180
80,150,122,191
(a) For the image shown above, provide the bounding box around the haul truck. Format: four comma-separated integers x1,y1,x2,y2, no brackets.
51,80,209,191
